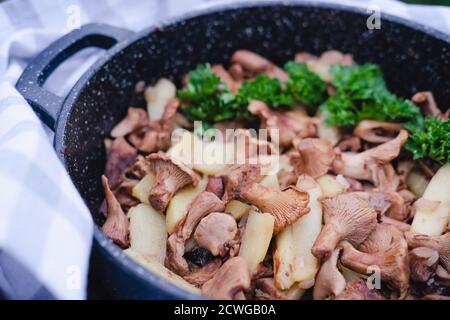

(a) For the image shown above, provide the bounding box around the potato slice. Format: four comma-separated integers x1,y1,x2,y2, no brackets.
406,171,429,197
316,174,347,197
316,119,341,146
411,198,450,236
145,78,176,121
260,174,281,191
131,172,156,204
166,177,208,234
422,164,450,201
193,141,234,175
239,210,274,275
411,164,450,236
128,204,167,263
292,175,323,283
273,225,295,290
124,249,200,295
225,200,251,220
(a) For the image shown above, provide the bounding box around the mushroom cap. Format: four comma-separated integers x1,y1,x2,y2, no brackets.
165,191,225,276
221,164,261,203
353,120,403,144
409,247,439,283
333,279,385,300
340,225,410,299
313,248,346,300
183,258,222,287
194,212,238,256
311,193,377,260
100,175,129,248
147,151,200,211
290,138,335,178
332,130,408,188
240,182,310,233
202,256,251,300
411,91,442,118
405,232,450,273
104,137,138,189
111,107,148,138
248,100,316,148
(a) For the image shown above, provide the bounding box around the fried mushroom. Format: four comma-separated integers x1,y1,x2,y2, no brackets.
311,193,377,260
240,183,310,234
147,151,200,212
100,175,129,248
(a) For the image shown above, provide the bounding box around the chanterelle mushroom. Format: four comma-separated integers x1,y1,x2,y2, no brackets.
212,64,240,93
311,193,377,260
100,175,129,248
111,107,148,138
230,50,288,82
128,98,180,153
166,191,225,275
332,130,408,189
340,224,410,299
147,151,200,211
353,120,403,144
221,164,262,203
411,91,448,119
248,100,316,148
240,182,309,233
409,247,439,283
104,137,137,189
202,256,251,299
333,279,385,300
405,232,450,273
289,138,335,178
313,249,346,300
194,212,238,257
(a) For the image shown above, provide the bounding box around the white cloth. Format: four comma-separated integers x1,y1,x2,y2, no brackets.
0,0,448,300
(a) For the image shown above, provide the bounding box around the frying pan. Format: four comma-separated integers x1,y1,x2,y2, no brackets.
16,1,450,299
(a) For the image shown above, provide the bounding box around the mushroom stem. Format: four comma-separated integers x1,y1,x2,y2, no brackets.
311,223,342,260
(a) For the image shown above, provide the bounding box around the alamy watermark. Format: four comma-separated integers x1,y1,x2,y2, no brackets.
170,121,280,176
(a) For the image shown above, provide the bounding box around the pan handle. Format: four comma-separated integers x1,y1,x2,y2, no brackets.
16,23,133,130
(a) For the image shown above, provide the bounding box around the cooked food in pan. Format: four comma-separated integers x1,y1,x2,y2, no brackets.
99,49,450,300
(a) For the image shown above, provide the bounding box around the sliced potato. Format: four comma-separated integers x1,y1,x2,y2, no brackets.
128,204,167,263
411,198,450,236
166,177,208,234
239,210,274,275
292,176,323,283
145,78,176,121
124,249,200,295
316,174,347,197
406,171,429,197
411,164,450,236
316,119,341,146
193,141,233,175
260,174,281,191
225,200,251,220
273,226,295,290
131,172,156,204
422,164,450,201
167,130,196,166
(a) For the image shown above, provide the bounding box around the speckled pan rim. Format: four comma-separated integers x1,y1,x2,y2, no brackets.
54,0,450,299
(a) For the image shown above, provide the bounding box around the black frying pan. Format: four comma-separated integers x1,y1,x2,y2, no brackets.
16,1,450,299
